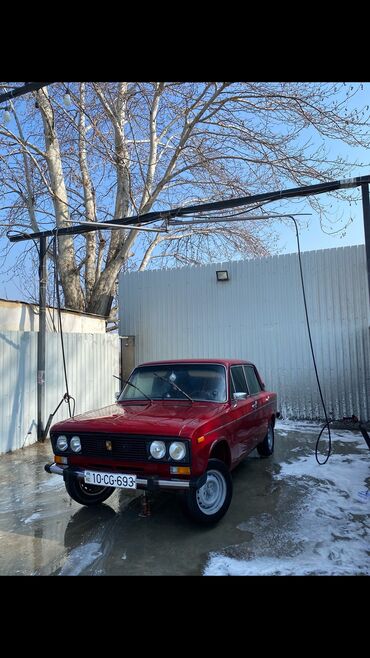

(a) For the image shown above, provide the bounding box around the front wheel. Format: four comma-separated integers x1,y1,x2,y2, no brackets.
65,476,115,506
181,459,233,525
257,422,274,457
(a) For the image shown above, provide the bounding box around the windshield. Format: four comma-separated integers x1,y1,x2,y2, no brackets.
119,364,227,402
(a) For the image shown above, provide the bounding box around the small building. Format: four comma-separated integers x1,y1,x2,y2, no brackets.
0,298,118,454
0,298,106,333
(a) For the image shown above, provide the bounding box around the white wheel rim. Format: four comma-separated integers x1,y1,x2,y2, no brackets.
196,469,227,515
79,481,107,496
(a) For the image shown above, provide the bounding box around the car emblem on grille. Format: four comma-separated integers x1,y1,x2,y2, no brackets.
106,440,112,451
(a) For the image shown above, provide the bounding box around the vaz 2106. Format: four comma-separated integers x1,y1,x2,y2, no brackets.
45,359,277,524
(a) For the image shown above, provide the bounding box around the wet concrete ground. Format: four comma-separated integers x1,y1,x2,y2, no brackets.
0,420,369,576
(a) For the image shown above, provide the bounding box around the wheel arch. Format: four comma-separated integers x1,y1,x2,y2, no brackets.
209,439,231,469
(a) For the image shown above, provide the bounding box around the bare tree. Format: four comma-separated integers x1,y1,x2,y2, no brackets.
0,81,369,317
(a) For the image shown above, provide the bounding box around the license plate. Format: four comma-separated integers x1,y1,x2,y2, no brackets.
84,470,137,489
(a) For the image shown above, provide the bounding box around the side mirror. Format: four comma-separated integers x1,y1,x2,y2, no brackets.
261,382,266,391
233,392,247,401
115,392,120,401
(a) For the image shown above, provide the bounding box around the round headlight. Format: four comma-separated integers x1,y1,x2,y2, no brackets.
169,441,186,461
56,435,68,451
150,440,166,459
70,436,81,453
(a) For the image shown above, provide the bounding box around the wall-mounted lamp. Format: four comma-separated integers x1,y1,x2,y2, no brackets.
216,270,229,282
63,89,72,108
2,106,11,125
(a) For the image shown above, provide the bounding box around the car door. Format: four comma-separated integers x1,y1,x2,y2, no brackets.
243,364,267,447
229,365,256,460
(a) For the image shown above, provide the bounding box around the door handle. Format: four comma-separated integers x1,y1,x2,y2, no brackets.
252,400,258,409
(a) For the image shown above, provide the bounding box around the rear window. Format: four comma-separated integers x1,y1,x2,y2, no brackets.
244,366,261,395
230,366,248,394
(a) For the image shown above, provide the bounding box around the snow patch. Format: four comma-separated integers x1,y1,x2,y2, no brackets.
275,451,369,491
276,419,364,443
205,449,370,576
204,554,368,576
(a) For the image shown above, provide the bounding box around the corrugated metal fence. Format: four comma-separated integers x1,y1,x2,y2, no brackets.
119,245,370,421
0,332,120,454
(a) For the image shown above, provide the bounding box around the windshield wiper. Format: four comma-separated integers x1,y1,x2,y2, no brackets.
152,372,193,402
114,375,152,402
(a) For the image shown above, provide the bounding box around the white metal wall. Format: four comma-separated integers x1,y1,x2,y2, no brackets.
119,245,370,421
0,331,120,454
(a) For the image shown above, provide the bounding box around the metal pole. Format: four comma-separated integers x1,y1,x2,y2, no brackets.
9,175,370,243
0,82,55,104
37,235,47,440
361,184,370,307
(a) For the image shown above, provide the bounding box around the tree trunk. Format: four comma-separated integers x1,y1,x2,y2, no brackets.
87,228,138,315
36,87,84,310
79,82,96,305
92,83,132,311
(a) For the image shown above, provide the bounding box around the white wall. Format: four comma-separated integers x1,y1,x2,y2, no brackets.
119,245,370,421
0,331,120,454
0,300,105,333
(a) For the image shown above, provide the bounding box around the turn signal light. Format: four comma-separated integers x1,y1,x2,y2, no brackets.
55,455,68,464
170,466,191,475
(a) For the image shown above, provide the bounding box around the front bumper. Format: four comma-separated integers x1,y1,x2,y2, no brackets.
44,463,206,491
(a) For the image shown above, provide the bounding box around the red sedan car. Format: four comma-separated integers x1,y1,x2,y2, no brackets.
45,359,277,524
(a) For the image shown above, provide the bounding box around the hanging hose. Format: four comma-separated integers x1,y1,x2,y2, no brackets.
290,216,332,464
53,235,73,418
44,392,76,438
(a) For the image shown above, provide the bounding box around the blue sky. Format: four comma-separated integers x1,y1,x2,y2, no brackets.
272,84,370,252
272,148,368,254
1,82,369,300
273,188,365,254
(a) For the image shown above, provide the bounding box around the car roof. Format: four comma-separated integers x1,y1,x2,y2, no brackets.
138,359,254,367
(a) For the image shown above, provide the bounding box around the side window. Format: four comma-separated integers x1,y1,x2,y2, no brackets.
244,366,261,395
230,366,249,395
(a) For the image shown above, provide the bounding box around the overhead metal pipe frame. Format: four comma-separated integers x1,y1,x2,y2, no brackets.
0,82,56,105
7,175,370,440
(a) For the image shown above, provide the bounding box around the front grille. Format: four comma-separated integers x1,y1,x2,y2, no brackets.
52,432,148,461
81,435,147,460
51,432,191,465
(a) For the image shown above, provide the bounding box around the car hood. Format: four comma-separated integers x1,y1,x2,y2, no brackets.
51,401,229,438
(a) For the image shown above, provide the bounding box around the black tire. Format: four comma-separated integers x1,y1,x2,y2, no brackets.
257,422,274,457
64,476,115,506
181,458,233,525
